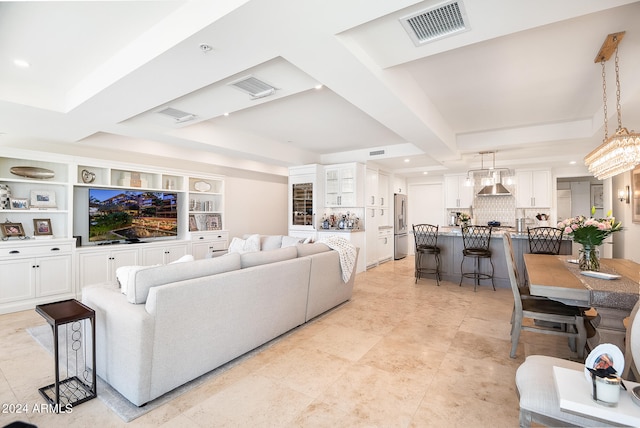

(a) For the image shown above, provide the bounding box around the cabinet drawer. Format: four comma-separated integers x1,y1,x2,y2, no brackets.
0,243,72,258
191,231,228,241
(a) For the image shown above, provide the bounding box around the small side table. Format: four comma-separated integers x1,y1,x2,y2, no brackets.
35,299,97,410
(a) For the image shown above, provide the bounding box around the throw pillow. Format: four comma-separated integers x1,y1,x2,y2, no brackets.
169,254,195,264
281,235,304,248
115,265,152,294
228,234,260,254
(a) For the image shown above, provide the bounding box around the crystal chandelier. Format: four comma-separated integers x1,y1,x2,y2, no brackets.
584,32,640,180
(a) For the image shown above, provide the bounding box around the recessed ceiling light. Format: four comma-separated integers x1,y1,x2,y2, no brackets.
223,112,229,116
13,59,30,68
569,161,576,165
423,171,428,175
404,158,410,163
314,84,323,90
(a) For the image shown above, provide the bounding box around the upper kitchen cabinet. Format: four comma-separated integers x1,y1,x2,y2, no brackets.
444,174,474,209
365,167,378,207
378,172,390,208
515,170,551,208
325,163,364,207
289,164,324,232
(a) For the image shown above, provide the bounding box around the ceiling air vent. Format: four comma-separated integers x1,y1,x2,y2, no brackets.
369,150,385,156
157,107,196,123
400,1,469,46
228,75,278,100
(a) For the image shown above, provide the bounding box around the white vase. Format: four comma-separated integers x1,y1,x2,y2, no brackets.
0,184,11,210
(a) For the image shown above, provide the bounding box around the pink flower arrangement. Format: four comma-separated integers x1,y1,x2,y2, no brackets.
557,211,622,246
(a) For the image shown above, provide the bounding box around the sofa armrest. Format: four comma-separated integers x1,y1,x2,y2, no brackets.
82,283,155,406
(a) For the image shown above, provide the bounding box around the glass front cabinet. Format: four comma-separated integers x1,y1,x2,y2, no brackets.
288,165,323,233
291,182,313,227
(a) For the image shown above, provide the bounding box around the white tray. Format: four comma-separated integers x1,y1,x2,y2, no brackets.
581,271,622,280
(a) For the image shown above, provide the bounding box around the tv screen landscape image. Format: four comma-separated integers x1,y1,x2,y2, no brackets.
88,188,178,243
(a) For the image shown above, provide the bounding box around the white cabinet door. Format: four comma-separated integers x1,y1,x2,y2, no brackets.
325,164,363,207
37,255,72,297
366,167,378,207
0,258,35,303
532,170,551,207
516,170,551,208
377,229,393,263
444,175,474,208
141,243,188,265
77,252,111,289
77,247,139,289
365,208,379,269
378,173,390,208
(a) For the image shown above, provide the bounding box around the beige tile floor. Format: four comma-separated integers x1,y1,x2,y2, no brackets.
0,256,577,427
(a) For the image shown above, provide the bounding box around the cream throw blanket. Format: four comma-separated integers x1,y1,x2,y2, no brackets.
318,235,357,282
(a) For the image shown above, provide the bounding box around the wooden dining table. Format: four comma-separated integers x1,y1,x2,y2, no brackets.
524,253,640,352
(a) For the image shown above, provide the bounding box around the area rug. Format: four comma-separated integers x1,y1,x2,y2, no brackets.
26,323,288,422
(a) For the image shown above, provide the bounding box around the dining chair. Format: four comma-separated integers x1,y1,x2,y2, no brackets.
503,233,587,359
412,224,441,285
515,298,640,427
523,226,564,289
527,227,564,255
459,225,494,291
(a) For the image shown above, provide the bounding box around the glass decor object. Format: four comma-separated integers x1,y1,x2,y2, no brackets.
579,245,600,272
584,32,640,180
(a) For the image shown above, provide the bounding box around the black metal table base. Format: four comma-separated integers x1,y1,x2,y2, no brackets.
38,375,96,409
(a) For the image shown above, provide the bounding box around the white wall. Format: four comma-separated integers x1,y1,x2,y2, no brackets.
224,176,288,239
612,172,640,262
407,182,444,255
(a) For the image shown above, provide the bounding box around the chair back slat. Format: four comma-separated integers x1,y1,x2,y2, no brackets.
461,225,492,251
413,224,438,248
527,227,563,255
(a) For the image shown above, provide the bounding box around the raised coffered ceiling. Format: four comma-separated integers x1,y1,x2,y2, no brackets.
1,0,639,177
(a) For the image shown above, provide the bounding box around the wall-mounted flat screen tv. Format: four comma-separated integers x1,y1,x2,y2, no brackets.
88,188,178,243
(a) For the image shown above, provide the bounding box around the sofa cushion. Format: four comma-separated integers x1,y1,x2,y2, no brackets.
296,242,331,257
126,252,242,304
228,234,260,254
240,246,298,269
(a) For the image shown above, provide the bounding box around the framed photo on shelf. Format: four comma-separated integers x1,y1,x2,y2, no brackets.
633,165,640,223
33,218,53,236
9,198,28,210
30,190,57,209
189,214,198,232
205,213,222,230
1,222,25,238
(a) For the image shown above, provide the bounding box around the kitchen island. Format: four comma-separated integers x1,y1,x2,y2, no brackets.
419,227,572,288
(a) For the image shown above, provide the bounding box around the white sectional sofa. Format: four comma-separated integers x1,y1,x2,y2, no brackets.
81,241,357,406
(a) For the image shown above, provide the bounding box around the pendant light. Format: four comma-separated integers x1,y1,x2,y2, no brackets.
584,32,640,180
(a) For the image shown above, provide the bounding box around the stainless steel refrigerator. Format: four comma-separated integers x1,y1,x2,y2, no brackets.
394,193,408,260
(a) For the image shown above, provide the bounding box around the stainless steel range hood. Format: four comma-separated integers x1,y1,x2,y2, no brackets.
477,182,511,196
468,151,512,196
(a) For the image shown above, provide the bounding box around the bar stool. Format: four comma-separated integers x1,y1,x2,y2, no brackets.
459,225,495,291
412,224,441,285
527,227,564,255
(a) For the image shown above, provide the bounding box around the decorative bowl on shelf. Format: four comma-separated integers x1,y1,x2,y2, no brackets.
194,181,211,192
